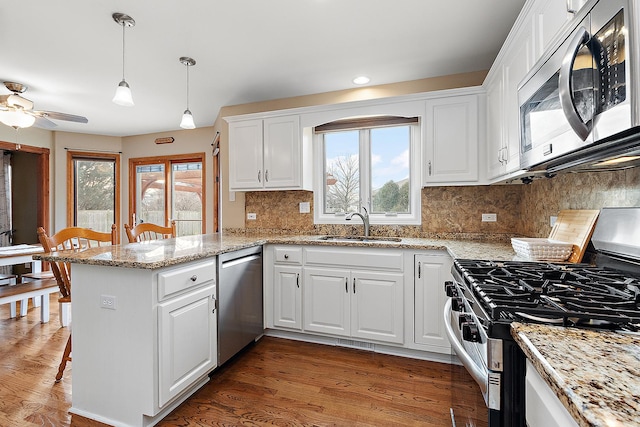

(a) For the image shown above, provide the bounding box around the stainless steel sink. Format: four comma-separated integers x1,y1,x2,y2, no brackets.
318,235,402,243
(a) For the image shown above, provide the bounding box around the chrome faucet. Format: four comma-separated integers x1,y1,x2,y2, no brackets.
346,206,370,237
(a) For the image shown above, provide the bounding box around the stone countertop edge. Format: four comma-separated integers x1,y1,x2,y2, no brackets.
33,233,517,270
511,322,640,427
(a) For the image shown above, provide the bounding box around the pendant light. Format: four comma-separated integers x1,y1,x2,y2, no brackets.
179,57,196,129
112,13,135,107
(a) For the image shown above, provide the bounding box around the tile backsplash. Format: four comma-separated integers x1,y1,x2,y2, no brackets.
237,167,640,240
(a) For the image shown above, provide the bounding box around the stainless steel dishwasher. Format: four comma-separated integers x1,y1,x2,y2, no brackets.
217,246,263,365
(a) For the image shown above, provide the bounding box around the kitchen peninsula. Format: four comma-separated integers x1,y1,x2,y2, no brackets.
36,233,514,427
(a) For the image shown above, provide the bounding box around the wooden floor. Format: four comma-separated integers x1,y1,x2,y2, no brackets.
0,294,487,426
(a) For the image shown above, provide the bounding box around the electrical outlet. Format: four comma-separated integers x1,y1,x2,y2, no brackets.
482,213,497,222
100,295,117,310
247,213,257,220
550,216,558,227
299,202,310,213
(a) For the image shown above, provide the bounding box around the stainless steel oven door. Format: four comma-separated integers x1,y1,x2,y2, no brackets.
443,299,490,403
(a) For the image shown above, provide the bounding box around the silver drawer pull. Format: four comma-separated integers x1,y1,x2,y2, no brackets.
190,275,197,282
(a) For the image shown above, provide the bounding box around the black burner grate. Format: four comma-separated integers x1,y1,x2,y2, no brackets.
454,259,640,330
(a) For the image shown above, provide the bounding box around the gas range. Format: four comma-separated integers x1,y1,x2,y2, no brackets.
444,207,640,427
451,259,640,332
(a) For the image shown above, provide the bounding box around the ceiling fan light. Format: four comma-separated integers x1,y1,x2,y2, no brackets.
0,110,36,128
112,80,134,107
180,109,195,129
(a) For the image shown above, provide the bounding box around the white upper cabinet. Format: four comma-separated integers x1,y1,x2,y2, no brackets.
228,119,264,189
228,115,309,191
531,0,572,61
423,94,479,184
483,0,572,182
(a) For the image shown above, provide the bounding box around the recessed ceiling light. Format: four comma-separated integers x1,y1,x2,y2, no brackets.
352,76,370,85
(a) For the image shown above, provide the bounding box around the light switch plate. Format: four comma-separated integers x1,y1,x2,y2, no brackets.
299,202,310,213
247,213,257,220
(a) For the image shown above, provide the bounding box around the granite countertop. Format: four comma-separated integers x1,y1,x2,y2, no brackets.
34,232,517,269
511,322,640,427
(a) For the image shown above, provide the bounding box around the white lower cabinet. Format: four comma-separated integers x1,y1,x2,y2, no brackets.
414,254,452,353
526,360,578,427
266,245,454,356
70,258,217,427
158,283,216,406
303,267,404,344
273,265,302,330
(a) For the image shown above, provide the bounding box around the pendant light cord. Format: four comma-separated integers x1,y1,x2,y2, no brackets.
185,64,190,110
121,23,126,81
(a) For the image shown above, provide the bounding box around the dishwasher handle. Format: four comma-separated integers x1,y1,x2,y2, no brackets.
220,254,261,269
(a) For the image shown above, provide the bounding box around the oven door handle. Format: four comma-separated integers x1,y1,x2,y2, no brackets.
443,299,488,395
559,25,592,141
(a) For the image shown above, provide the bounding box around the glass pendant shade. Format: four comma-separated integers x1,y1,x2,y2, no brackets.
0,110,36,128
112,80,134,106
180,109,195,129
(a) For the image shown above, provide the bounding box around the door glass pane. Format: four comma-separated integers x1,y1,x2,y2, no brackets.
370,126,410,214
74,159,115,232
171,162,202,236
136,164,165,226
323,131,359,214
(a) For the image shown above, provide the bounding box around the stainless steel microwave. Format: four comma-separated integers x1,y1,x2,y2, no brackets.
519,0,640,173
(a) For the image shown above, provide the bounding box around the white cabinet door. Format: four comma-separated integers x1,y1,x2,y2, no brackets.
263,116,301,189
526,360,579,427
303,267,350,337
273,265,302,330
414,254,452,353
486,74,506,180
502,31,533,174
424,95,479,184
532,0,571,61
158,283,216,406
351,271,404,344
228,119,264,190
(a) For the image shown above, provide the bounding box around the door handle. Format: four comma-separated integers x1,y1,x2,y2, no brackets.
265,170,269,182
418,262,421,279
345,277,348,293
258,170,261,183
353,278,356,293
296,273,300,288
559,26,592,141
428,160,432,176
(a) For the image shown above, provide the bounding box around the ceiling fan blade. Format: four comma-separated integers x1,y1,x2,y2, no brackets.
33,116,58,129
32,110,88,123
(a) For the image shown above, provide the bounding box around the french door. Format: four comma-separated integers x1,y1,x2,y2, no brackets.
129,153,205,237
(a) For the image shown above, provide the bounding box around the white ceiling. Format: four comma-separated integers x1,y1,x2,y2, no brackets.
0,0,526,137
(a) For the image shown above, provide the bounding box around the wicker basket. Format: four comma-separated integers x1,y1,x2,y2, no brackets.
511,238,573,261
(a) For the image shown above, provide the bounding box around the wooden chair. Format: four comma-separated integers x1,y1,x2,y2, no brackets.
124,220,176,243
37,225,117,382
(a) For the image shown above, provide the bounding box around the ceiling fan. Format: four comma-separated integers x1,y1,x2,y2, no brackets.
0,81,88,129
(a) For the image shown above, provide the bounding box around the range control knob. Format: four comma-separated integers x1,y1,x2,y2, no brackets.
458,313,473,328
462,322,480,343
451,297,464,312
444,281,458,297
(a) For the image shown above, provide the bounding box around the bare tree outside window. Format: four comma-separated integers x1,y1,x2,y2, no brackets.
325,154,359,213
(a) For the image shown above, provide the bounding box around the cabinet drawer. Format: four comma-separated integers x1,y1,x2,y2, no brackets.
273,246,302,264
304,247,403,271
158,259,216,301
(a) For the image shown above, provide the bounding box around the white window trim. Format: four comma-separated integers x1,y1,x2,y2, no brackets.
313,123,422,225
